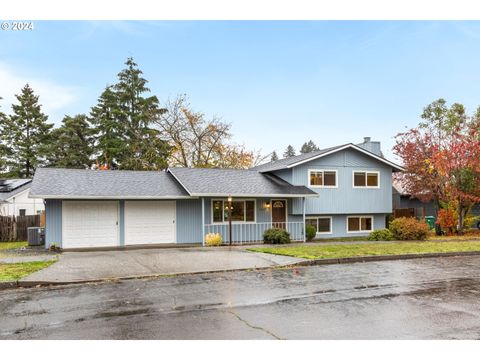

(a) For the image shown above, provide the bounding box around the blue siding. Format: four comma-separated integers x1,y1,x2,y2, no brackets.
288,148,393,214
308,213,387,239
45,199,62,249
176,199,203,243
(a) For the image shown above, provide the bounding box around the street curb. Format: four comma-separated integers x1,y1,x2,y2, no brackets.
293,250,480,266
3,251,480,290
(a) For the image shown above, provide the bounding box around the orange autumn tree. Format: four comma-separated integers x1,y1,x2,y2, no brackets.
394,99,480,233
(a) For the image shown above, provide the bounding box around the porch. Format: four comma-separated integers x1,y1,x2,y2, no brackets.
204,221,305,245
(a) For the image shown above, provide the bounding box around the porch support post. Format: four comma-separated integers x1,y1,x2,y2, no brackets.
201,197,205,246
302,197,306,242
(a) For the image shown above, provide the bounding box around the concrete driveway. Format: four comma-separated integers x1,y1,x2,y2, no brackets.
22,247,303,283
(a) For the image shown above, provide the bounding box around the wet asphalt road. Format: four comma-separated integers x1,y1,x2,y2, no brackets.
2,255,480,339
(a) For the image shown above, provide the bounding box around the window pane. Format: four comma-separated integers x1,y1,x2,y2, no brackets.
245,201,255,222
354,172,366,187
318,218,331,233
310,171,323,186
213,201,223,223
231,201,245,221
306,218,318,232
323,171,336,186
361,217,372,231
348,217,360,231
367,173,378,187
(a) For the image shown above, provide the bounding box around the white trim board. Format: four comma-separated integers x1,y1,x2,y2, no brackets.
284,144,404,172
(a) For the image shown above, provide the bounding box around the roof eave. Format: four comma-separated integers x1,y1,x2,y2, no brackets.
29,195,195,200
189,193,318,198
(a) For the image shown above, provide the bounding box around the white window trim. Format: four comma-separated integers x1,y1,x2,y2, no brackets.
346,216,374,233
308,169,338,188
352,170,380,189
211,199,257,224
306,216,333,235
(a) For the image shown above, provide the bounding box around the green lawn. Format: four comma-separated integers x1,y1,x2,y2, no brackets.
248,241,480,260
0,241,28,251
0,260,57,281
309,236,370,243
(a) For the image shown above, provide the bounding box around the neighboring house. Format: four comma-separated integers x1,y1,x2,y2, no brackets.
0,179,45,216
30,137,403,249
392,179,480,226
392,179,437,218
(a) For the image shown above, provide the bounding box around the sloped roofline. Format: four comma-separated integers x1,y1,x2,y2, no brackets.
261,143,404,172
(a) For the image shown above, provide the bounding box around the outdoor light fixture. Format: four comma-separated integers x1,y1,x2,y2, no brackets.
228,196,232,202
264,201,271,209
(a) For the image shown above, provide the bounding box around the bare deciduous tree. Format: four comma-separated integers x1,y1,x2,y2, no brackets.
157,95,256,169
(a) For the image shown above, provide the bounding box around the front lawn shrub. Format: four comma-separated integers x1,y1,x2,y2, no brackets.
205,233,223,246
389,217,430,241
305,225,317,241
368,229,393,241
263,228,291,244
436,208,457,235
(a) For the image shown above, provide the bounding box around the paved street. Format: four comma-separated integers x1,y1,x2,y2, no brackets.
2,255,480,339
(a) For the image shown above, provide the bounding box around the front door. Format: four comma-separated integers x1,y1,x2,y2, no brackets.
271,199,287,228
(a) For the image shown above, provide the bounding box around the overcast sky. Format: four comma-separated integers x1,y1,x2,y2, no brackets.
2,21,480,161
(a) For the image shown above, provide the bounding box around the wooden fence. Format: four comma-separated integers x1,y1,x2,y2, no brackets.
0,214,41,242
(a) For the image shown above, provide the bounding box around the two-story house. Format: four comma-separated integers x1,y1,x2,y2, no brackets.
30,138,402,249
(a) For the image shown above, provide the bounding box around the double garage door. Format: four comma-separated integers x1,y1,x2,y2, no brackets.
62,201,176,249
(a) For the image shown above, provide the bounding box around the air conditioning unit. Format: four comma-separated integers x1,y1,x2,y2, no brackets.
27,227,45,246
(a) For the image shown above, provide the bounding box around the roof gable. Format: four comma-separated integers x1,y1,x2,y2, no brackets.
252,144,403,173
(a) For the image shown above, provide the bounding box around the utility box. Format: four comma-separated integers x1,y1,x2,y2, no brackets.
27,227,45,246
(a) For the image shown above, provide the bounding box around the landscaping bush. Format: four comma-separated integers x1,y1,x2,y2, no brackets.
205,232,223,246
263,228,291,244
368,229,394,241
305,225,317,241
389,217,430,241
436,208,457,235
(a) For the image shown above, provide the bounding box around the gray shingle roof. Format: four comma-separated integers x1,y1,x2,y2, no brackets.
251,144,348,172
30,168,190,199
168,167,317,197
252,143,403,172
0,179,32,202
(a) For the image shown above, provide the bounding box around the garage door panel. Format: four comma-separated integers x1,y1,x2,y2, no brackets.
125,201,175,245
63,201,119,249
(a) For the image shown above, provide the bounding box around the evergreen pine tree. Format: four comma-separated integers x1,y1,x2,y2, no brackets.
0,85,53,177
270,151,278,162
300,140,319,154
91,58,170,170
48,114,96,168
283,145,296,158
0,98,11,174
90,86,126,169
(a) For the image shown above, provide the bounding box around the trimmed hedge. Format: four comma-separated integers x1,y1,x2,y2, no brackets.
368,229,394,241
305,225,317,241
389,217,430,241
263,228,291,244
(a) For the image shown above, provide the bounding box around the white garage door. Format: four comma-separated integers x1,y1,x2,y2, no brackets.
124,201,176,245
62,201,119,249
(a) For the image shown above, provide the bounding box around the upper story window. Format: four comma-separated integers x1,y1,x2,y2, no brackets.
353,171,379,188
308,170,337,188
212,199,255,223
